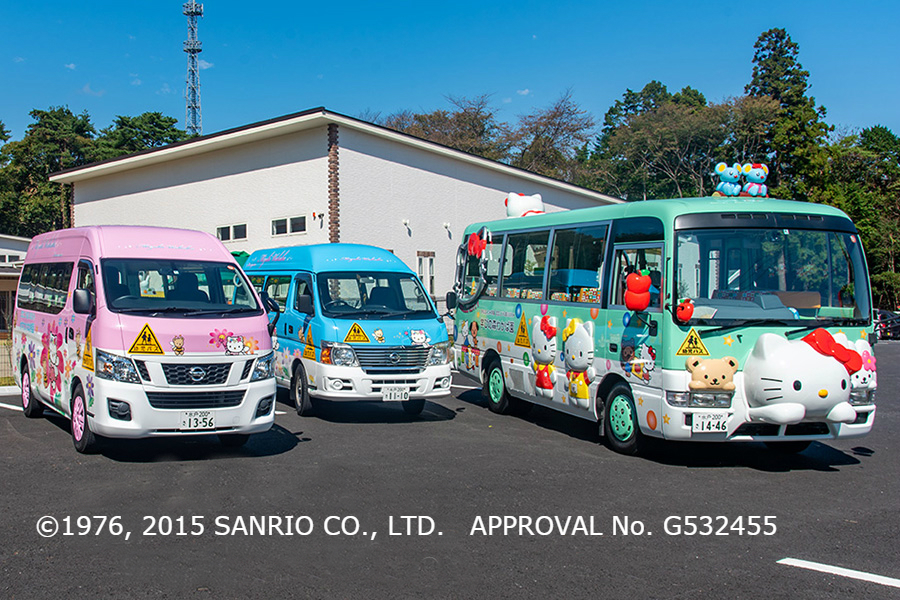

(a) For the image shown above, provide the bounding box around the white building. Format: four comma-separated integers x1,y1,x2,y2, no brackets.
0,233,31,332
50,107,619,304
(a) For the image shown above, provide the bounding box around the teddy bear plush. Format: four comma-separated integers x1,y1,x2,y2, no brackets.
714,162,742,196
741,163,769,197
686,356,739,391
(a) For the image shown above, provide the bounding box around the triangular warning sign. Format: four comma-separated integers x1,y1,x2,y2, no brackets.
129,323,165,354
82,328,94,371
676,327,709,356
303,329,316,359
343,322,370,344
514,314,530,348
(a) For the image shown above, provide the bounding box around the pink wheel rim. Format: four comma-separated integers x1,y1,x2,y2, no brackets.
22,372,30,409
72,396,85,441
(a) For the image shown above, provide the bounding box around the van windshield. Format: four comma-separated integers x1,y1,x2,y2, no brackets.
102,259,261,317
316,271,437,320
674,227,870,326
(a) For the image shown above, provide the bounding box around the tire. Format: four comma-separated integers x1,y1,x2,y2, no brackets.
483,358,512,415
764,440,811,454
604,383,644,455
291,361,313,416
401,399,426,416
71,385,98,454
219,433,250,448
21,367,43,419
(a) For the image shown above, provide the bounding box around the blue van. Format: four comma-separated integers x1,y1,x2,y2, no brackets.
243,244,452,415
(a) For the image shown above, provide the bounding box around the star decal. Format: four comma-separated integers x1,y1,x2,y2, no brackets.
723,336,734,347
607,320,613,329
638,397,644,406
860,330,867,339
663,414,671,425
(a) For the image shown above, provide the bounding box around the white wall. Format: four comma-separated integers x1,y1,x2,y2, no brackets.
338,127,609,300
74,129,331,252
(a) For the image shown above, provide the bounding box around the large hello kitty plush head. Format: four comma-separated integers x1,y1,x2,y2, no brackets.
743,329,859,424
505,193,544,218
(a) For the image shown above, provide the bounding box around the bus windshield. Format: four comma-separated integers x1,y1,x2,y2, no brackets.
102,259,261,316
316,271,437,320
675,227,870,325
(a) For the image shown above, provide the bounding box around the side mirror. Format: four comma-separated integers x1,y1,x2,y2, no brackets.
295,294,314,315
260,291,280,337
73,289,94,315
445,291,458,310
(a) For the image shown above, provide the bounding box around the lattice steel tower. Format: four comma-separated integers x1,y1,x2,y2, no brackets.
183,1,204,136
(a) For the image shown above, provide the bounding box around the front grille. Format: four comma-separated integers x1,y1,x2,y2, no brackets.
354,346,429,372
785,422,830,436
732,423,780,437
146,390,245,409
162,363,231,385
134,360,151,381
240,359,255,380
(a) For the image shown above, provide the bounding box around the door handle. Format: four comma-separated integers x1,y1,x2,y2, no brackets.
609,343,618,353
66,327,75,342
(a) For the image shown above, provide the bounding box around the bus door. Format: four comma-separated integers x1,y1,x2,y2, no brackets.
606,243,664,390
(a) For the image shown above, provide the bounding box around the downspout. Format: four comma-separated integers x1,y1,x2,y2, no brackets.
327,123,340,243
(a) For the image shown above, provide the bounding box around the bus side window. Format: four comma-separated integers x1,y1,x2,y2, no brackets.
500,231,549,300
265,275,292,312
548,224,607,303
610,247,663,310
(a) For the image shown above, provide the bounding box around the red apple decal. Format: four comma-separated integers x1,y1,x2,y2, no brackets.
624,269,652,312
676,299,694,322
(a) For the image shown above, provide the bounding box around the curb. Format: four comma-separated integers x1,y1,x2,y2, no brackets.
0,385,21,395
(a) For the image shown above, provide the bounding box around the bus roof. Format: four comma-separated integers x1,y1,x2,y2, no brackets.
243,243,414,274
25,226,233,263
463,196,853,235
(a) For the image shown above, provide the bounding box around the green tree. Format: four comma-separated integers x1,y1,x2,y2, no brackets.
92,112,190,161
746,28,830,200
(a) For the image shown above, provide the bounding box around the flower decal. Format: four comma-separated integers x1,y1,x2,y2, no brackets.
209,328,234,349
861,350,876,372
27,341,36,371
86,375,95,407
244,336,259,354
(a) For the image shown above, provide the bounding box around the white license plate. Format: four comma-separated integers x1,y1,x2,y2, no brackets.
382,386,409,402
692,412,728,433
180,410,215,430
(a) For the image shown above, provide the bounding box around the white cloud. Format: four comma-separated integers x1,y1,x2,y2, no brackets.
516,89,531,96
65,63,76,70
156,83,173,95
14,56,25,63
81,83,105,97
198,59,214,70
131,78,142,86
503,97,512,104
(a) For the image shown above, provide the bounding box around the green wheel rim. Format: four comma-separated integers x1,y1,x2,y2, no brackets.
609,394,635,441
488,368,504,404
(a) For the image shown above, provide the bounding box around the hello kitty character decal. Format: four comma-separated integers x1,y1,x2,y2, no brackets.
743,328,860,424
530,315,558,398
409,330,431,345
562,318,595,409
225,335,249,355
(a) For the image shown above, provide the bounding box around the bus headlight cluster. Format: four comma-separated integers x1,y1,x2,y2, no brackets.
250,352,275,381
849,389,875,406
321,342,358,367
666,391,733,409
95,350,141,384
427,341,452,366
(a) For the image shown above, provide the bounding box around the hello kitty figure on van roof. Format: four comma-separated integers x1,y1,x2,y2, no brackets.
505,193,544,218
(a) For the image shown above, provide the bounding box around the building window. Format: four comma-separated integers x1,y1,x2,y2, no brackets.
217,224,247,242
417,251,435,296
272,216,307,236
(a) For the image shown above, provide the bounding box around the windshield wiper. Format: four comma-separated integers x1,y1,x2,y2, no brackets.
786,318,867,337
699,319,794,337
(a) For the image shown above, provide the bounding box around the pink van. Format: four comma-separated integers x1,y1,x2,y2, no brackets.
12,226,278,453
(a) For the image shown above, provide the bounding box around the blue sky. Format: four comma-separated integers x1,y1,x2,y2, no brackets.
2,1,898,141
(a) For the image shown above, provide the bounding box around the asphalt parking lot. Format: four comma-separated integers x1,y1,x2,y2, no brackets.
1,343,898,599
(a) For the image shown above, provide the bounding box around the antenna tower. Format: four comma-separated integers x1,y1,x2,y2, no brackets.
183,1,204,136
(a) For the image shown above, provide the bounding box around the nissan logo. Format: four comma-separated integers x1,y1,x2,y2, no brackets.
389,352,401,365
189,366,207,382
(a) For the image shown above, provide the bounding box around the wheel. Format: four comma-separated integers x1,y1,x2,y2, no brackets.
21,367,43,419
402,399,426,416
219,433,250,448
71,385,98,454
291,361,313,416
604,383,644,455
765,441,811,454
483,358,512,415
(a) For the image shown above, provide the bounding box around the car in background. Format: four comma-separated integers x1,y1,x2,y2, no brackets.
874,309,900,340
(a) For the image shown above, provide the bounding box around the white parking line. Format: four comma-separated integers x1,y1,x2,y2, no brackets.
0,402,23,412
451,384,480,391
275,410,286,415
778,558,900,589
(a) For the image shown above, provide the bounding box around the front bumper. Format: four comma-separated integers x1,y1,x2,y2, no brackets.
308,362,452,401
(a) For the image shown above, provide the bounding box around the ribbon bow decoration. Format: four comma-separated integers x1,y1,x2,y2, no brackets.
467,232,487,258
540,316,557,339
802,328,862,374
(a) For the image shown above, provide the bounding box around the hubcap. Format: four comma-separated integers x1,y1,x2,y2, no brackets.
489,369,504,404
609,395,634,441
22,372,30,409
73,396,85,442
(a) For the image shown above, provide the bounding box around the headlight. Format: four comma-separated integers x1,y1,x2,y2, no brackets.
250,352,275,381
666,390,732,408
95,350,141,384
321,342,358,367
427,341,451,366
849,388,875,406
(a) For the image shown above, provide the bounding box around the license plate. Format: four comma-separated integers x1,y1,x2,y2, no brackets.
180,410,215,430
692,412,728,433
382,386,409,402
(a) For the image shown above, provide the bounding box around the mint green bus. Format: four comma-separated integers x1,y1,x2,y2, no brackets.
448,197,877,455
